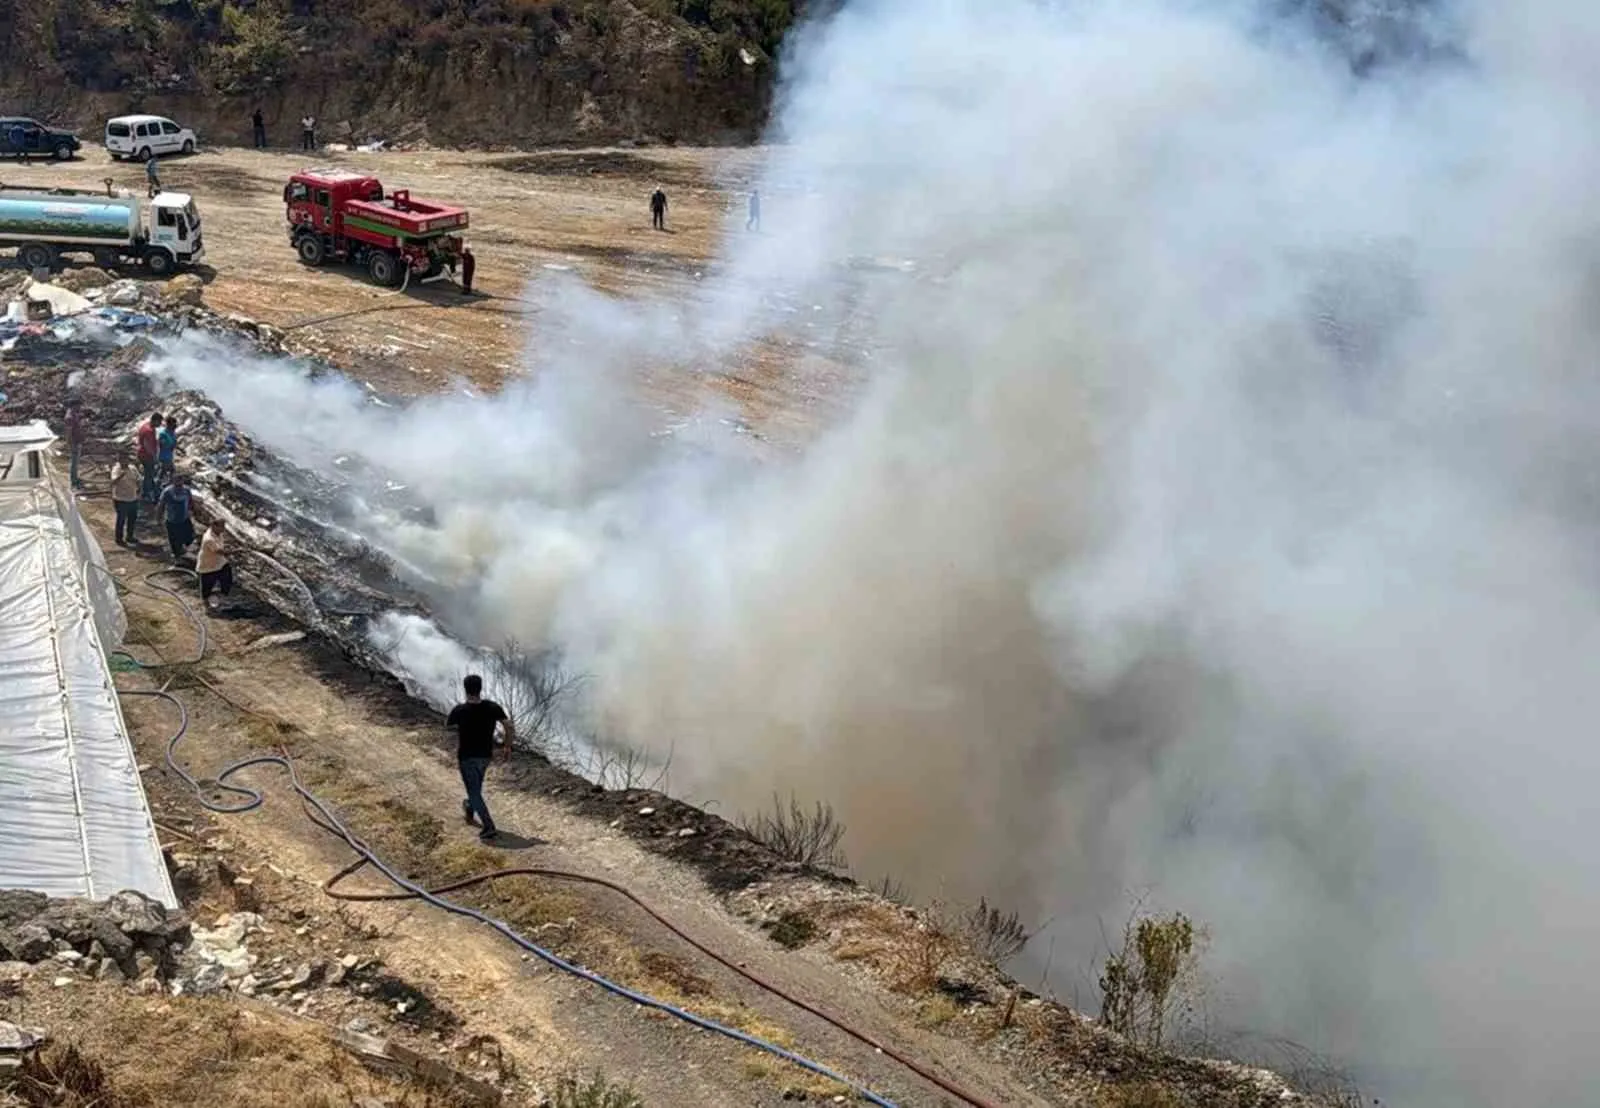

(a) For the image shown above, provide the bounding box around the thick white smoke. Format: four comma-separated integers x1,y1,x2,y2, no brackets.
148,1,1600,1102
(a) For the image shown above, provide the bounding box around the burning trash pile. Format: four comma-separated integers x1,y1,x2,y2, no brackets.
0,272,432,676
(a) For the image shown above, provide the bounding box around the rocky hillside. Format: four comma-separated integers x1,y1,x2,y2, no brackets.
0,0,808,148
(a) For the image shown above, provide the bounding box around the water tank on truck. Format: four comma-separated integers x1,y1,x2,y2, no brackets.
0,184,205,275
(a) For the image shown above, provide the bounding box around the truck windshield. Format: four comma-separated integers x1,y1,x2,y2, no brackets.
184,201,199,225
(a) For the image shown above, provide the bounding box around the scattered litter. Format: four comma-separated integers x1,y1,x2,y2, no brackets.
240,630,307,654
638,807,656,816
26,282,92,317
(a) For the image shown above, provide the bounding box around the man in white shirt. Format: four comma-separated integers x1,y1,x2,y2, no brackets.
301,115,316,151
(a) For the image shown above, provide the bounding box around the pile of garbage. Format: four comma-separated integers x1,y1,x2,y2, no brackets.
0,889,190,987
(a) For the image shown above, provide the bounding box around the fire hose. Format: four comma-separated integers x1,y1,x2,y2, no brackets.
109,567,999,1108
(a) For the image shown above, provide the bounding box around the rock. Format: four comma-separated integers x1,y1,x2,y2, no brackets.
341,954,360,969
51,976,72,988
162,274,204,306
104,279,142,307
677,827,697,837
95,958,126,983
52,950,81,964
184,963,229,996
0,891,48,927
0,1021,46,1053
54,266,113,293
638,807,656,816
0,962,29,995
5,924,54,963
103,889,186,940
133,951,159,980
268,963,316,993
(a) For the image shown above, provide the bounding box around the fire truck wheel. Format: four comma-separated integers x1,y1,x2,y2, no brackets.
296,235,326,267
367,251,400,287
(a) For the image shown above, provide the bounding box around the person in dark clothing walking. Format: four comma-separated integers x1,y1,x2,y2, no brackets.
460,246,475,295
650,187,667,231
447,675,515,841
252,108,267,149
9,124,27,164
747,189,761,232
157,473,194,563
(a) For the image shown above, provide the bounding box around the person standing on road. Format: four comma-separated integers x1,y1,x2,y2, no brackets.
110,452,141,546
145,153,161,198
447,674,515,842
301,115,316,151
460,247,475,296
747,189,761,232
157,473,194,563
156,415,178,484
252,108,267,149
9,124,27,165
650,187,667,231
135,410,162,502
63,402,86,489
195,520,233,612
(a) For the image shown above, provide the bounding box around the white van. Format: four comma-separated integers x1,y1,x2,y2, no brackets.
104,115,197,161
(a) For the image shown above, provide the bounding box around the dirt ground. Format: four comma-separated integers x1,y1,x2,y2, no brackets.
2,144,843,448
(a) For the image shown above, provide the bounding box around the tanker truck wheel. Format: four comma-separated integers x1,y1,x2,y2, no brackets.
144,249,175,277
367,250,400,287
18,243,57,272
296,234,326,267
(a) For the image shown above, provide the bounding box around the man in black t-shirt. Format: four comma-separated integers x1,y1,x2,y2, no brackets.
446,674,516,841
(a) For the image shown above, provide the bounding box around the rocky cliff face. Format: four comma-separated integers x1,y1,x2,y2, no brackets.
0,0,802,148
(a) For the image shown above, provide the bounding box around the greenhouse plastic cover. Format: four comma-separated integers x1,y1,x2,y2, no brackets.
0,445,175,907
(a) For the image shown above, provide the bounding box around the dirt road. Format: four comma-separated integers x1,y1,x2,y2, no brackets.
8,143,841,446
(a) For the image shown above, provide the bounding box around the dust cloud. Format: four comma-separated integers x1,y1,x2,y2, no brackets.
149,1,1600,1103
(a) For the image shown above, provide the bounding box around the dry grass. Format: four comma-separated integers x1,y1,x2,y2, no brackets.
1095,1082,1189,1108
916,994,962,1029
10,989,464,1107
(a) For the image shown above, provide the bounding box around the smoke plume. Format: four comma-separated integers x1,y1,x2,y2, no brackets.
149,1,1600,1102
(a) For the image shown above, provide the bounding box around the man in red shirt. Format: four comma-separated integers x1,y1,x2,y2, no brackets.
135,410,162,503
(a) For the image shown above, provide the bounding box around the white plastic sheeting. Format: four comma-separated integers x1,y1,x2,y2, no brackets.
0,444,174,907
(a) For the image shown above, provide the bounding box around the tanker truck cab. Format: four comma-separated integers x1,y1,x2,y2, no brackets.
144,192,203,274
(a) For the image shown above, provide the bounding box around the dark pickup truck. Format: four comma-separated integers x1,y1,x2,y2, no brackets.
0,117,81,161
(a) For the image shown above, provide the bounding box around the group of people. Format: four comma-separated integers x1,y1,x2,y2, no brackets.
106,410,234,610
648,187,761,232
249,109,318,151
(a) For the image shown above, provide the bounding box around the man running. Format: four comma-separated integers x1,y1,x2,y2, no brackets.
650,187,667,231
446,674,515,842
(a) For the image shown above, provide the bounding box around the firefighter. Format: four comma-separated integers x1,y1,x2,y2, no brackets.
650,187,667,231
460,247,476,296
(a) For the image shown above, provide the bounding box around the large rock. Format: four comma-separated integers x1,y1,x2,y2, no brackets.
0,925,53,963
162,273,204,306
103,889,186,940
0,890,48,928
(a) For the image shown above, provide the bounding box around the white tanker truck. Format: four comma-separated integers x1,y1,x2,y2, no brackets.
0,182,204,276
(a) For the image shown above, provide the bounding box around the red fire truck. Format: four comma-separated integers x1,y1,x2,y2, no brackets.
283,168,468,287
